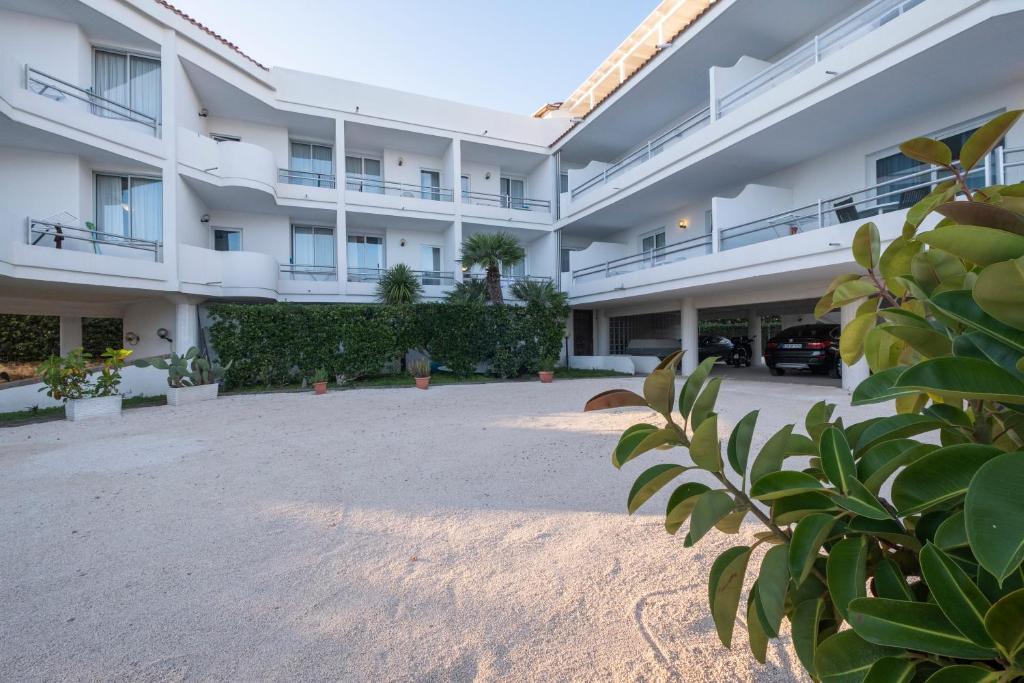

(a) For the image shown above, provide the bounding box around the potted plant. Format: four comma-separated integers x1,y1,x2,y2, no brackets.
538,355,557,383
137,347,231,405
409,359,431,390
311,367,329,395
37,347,132,421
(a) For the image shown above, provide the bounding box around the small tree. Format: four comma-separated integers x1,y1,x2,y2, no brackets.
510,279,568,311
375,263,423,305
586,111,1024,681
444,278,490,305
459,232,525,305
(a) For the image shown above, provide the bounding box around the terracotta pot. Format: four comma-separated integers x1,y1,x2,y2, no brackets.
539,371,554,383
313,381,328,395
415,376,430,390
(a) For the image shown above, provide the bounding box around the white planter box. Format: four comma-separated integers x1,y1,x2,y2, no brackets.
166,383,219,406
65,395,122,422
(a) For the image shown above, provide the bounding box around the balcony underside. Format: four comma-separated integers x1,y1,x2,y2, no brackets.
180,173,337,223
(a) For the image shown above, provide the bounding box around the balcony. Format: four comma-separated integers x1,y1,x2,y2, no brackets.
347,267,455,286
279,168,337,189
27,218,161,261
280,264,338,281
346,176,453,202
571,233,712,283
25,65,159,135
178,245,278,299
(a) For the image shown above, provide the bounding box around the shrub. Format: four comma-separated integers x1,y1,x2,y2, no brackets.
0,315,122,362
586,111,1024,680
376,263,423,304
37,347,131,401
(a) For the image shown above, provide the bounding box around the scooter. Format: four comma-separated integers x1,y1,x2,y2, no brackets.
728,336,754,367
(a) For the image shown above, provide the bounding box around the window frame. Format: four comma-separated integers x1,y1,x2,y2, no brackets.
91,46,162,122
212,227,243,252
289,140,335,187
290,224,336,267
93,171,163,241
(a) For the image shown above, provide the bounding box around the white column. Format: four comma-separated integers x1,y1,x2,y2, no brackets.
336,118,348,293
595,310,610,356
841,302,870,392
59,316,83,355
681,297,698,375
173,302,198,355
747,308,764,367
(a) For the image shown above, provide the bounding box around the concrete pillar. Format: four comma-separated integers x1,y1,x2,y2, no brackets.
747,308,764,367
595,310,610,356
173,302,198,355
59,316,83,355
841,302,870,392
681,298,698,375
335,117,348,292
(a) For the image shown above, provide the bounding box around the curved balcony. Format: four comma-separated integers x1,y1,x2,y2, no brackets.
178,244,278,300
177,130,278,195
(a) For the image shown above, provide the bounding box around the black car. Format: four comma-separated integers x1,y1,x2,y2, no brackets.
764,324,841,378
698,335,734,362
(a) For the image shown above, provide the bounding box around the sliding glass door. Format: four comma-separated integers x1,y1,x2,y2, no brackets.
500,177,525,209
345,155,383,193
93,50,160,123
289,142,334,187
292,226,336,279
347,235,385,281
420,170,441,200
95,174,162,241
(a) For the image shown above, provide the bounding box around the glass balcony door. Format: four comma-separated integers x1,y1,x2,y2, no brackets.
421,245,442,285
93,49,161,122
346,156,383,193
95,173,162,241
420,170,441,200
290,142,334,187
500,177,525,209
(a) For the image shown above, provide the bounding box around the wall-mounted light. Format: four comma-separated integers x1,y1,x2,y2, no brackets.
400,238,406,247
677,218,689,229
200,214,210,223
484,171,492,180
124,332,140,346
157,328,173,344
198,108,209,117
398,156,405,166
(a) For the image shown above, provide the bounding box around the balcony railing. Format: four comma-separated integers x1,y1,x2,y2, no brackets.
345,175,454,202
570,106,711,200
27,218,162,261
719,160,988,251
279,264,338,280
347,267,455,285
24,66,159,134
278,169,337,189
464,273,552,286
462,190,550,211
999,146,1024,185
571,232,712,283
716,0,925,117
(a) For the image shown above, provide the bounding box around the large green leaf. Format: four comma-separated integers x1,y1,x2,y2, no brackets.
805,401,836,442
755,544,789,638
929,290,1024,354
955,332,1024,380
833,280,878,306
664,482,711,534
612,424,670,468
892,444,1002,515
863,657,915,683
828,537,868,622
848,598,998,659
727,410,758,480
854,414,943,453
684,490,735,547
924,666,1000,683
900,137,952,167
851,367,917,405
689,414,721,472
934,510,968,552
893,357,1024,404
815,630,900,683
856,439,925,494
874,559,914,601
643,368,675,416
791,598,825,676
936,200,1024,235
689,377,722,430
750,471,824,501
790,512,837,586
965,452,1024,584
912,249,965,293
903,182,956,238
627,464,687,514
853,222,881,269
678,356,716,421
584,388,648,412
960,109,1023,172
833,478,891,520
880,324,951,359
920,543,993,648
773,492,838,525
746,587,768,663
984,587,1024,664
820,427,856,494
750,424,795,485
847,516,920,551
879,237,923,292
919,226,1024,266
973,256,1024,332
708,545,751,648
840,312,877,366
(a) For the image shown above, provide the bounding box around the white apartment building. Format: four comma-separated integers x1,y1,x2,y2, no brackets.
2,0,1023,405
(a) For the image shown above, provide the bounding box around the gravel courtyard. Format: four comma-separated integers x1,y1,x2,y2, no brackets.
1,377,888,682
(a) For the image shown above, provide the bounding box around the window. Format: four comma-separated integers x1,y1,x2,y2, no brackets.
213,229,241,252
560,247,579,273
289,142,334,187
502,259,526,279
500,176,525,209
347,234,384,281
560,172,569,194
421,245,442,285
211,133,240,143
93,49,161,123
704,209,713,232
345,155,382,193
292,226,335,273
420,170,441,201
94,174,162,241
461,175,471,201
641,230,666,264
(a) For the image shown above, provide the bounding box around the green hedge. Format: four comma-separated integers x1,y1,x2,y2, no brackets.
0,315,122,362
206,302,566,387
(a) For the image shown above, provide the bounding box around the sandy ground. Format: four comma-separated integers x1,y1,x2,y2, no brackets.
0,377,889,682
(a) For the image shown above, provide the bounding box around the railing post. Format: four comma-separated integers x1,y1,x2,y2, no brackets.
817,199,823,230
995,146,1005,185
647,140,652,161
984,152,992,187
814,35,821,63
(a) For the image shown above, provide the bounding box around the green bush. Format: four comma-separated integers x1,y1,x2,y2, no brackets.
0,315,122,361
587,111,1024,681
206,302,566,387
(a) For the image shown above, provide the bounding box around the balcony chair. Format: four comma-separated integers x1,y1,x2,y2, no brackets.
832,197,860,224
897,185,931,210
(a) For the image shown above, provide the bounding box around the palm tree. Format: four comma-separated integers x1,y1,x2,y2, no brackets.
509,279,568,312
444,278,490,305
459,232,524,305
375,263,423,304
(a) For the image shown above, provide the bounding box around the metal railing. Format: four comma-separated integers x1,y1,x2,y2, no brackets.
717,0,925,117
347,267,455,285
571,232,713,282
999,146,1024,185
570,106,711,199
464,272,552,286
345,175,454,202
462,190,551,211
25,65,159,133
27,218,162,261
278,169,336,189
719,159,987,251
279,264,338,280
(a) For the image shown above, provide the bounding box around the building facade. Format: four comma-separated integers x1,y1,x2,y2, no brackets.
2,0,1023,403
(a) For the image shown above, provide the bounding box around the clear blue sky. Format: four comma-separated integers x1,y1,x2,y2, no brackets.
168,0,658,115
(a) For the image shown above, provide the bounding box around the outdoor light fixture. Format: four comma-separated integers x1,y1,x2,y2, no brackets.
125,332,140,346
400,238,406,247
200,214,210,223
157,328,173,343
398,156,405,166
484,171,492,180
198,108,208,117
678,218,689,229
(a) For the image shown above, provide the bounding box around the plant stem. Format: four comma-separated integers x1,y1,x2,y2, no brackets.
867,269,901,308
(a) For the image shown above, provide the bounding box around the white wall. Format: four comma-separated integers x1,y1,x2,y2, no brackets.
0,9,91,90
122,298,177,358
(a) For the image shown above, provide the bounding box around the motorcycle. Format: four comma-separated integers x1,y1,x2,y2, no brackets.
727,336,754,367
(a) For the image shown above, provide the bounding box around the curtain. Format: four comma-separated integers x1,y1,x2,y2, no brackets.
311,145,333,187
313,228,335,266
95,174,127,236
93,51,127,118
129,56,161,123
290,143,314,186
293,227,314,264
130,177,162,241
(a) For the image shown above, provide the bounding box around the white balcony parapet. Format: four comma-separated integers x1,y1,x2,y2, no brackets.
348,267,455,285
280,264,338,281
716,0,925,118
462,190,550,212
571,232,712,283
27,218,161,261
570,105,711,199
25,65,159,134
278,168,336,189
345,175,453,202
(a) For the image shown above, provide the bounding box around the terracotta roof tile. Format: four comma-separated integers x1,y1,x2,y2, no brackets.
154,0,269,71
